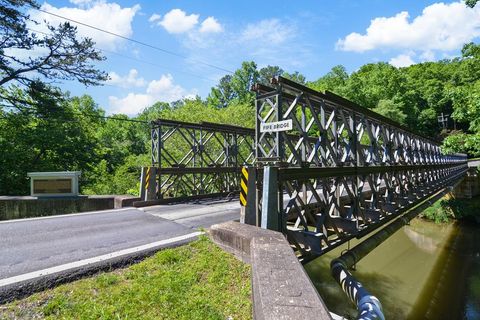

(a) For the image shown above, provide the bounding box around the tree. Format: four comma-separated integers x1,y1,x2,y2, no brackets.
466,0,478,8
207,61,259,107
0,0,109,195
0,0,107,110
258,65,283,85
0,94,105,194
230,61,259,104
308,65,349,93
207,75,235,108
283,71,306,84
373,99,407,125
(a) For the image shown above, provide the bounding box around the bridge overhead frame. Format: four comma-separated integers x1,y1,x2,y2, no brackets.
150,119,255,202
250,76,468,259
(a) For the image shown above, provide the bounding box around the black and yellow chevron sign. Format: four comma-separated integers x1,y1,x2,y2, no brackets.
145,166,151,190
240,167,248,206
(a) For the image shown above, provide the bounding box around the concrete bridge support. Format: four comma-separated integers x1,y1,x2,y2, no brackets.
452,168,480,199
210,221,332,320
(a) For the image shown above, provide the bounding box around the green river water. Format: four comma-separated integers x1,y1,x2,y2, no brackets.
305,218,480,319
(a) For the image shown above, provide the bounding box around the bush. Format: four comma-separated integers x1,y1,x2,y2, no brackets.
421,194,480,223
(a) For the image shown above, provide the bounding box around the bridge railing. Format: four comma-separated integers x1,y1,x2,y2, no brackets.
248,77,468,259
150,119,255,202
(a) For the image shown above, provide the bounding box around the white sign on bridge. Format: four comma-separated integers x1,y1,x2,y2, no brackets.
260,119,293,133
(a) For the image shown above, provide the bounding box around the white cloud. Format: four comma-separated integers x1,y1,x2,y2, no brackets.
241,19,294,45
30,2,140,50
108,69,146,88
148,13,161,23
389,54,415,68
199,17,223,33
69,0,93,6
150,9,223,36
109,93,152,115
108,74,196,115
181,18,309,72
146,75,187,99
420,50,435,62
337,2,480,53
158,9,199,34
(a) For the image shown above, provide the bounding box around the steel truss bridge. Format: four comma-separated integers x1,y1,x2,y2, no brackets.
147,77,467,261
250,76,467,260
150,119,255,202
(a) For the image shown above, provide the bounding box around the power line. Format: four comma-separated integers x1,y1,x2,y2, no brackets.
1,97,151,124
25,27,219,85
98,48,218,83
31,6,234,74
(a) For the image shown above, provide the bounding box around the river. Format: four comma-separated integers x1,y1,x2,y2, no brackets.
305,218,480,319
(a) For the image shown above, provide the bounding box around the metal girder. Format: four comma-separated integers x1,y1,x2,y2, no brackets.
151,119,255,201
251,76,468,260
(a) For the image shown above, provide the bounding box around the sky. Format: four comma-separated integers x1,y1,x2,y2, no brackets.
21,0,480,115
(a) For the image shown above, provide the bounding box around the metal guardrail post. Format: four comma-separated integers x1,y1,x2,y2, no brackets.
261,166,282,231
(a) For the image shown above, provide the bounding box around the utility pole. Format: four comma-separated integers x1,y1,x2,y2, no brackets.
437,113,449,129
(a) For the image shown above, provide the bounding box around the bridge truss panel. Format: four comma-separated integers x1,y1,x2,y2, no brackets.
254,77,466,168
278,164,467,258
151,119,255,201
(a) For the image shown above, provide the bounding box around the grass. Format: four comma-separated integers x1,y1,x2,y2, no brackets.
0,236,251,320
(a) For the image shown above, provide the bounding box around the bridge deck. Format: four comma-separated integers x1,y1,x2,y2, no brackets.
468,159,480,168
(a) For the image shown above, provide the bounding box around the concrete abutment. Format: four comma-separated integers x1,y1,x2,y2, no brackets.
209,221,332,320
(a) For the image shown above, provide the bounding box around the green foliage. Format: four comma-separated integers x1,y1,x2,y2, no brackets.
207,62,307,106
1,237,252,320
207,61,259,108
421,198,452,223
421,195,480,223
258,65,284,85
142,97,255,128
466,0,479,8
308,65,349,93
0,0,107,110
373,99,407,125
283,71,306,84
83,154,148,196
306,45,480,155
0,94,103,195
442,132,480,156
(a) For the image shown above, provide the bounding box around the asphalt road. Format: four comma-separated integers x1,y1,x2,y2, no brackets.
141,199,241,229
0,199,240,281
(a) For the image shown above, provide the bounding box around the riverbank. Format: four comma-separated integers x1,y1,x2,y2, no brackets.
421,195,480,224
0,236,252,319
